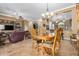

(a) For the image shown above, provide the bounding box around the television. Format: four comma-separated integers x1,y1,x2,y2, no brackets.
4,25,14,30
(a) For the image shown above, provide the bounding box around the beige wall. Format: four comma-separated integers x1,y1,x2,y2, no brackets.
0,15,29,31
0,15,17,21
72,4,79,34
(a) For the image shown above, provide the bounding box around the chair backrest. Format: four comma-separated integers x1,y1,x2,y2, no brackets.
57,28,63,42
39,26,46,35
29,28,37,38
51,28,63,55
52,28,62,52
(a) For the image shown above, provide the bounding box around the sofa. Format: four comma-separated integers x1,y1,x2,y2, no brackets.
9,31,25,43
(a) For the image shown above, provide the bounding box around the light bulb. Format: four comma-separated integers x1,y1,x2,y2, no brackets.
56,20,59,23
46,12,49,16
50,12,54,16
42,13,45,17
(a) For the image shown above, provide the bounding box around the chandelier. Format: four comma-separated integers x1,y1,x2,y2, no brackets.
42,3,53,19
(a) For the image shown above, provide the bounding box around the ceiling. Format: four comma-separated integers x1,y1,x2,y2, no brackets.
0,3,75,20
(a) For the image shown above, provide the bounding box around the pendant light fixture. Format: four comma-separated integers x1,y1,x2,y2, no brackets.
42,3,53,18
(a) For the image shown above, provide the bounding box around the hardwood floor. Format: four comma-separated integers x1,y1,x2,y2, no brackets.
59,40,77,56
0,39,78,56
0,39,33,56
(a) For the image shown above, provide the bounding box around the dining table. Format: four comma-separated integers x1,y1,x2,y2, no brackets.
36,34,55,42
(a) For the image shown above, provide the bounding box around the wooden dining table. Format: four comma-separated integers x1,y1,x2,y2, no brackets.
36,34,54,42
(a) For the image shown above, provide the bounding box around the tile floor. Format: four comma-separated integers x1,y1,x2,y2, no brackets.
0,39,78,56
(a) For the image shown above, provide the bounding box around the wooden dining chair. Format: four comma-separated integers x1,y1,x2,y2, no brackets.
39,28,63,56
52,28,62,55
29,27,43,54
29,28,37,48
